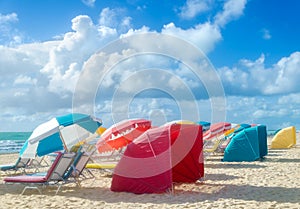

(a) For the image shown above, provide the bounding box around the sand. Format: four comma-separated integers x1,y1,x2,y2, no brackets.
0,135,300,209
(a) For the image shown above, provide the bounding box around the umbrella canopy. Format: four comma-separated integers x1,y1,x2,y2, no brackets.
197,121,211,132
96,118,151,153
96,126,107,135
203,122,231,140
164,120,195,125
20,113,102,158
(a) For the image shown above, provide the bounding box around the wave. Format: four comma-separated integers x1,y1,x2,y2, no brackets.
0,132,30,154
0,140,26,154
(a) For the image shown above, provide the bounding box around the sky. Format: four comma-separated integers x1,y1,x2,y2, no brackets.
0,0,300,131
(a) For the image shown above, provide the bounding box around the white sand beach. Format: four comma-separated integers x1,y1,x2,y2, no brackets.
0,134,299,209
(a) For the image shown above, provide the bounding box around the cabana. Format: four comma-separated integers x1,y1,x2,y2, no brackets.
110,123,204,194
223,125,268,162
270,126,296,149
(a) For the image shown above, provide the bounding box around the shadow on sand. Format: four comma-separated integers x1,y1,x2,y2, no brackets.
2,180,299,205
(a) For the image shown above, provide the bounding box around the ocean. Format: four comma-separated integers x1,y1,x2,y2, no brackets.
0,132,31,154
0,129,279,155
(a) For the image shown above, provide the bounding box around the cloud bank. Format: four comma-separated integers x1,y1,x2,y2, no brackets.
0,1,300,131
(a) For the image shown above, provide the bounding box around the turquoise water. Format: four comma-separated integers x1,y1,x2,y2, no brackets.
0,130,279,154
0,132,31,154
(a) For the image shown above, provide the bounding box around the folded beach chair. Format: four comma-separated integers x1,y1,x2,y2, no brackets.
0,157,31,174
3,152,76,195
64,152,94,186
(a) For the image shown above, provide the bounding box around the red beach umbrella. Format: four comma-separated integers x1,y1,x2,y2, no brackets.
96,119,152,152
203,122,231,140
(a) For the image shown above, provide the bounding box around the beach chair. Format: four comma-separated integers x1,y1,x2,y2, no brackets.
217,135,234,153
65,152,94,186
30,155,51,169
3,152,76,195
0,157,31,174
203,138,223,157
22,147,94,188
75,143,98,180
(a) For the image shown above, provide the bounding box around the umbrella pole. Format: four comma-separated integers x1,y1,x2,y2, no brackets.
59,130,69,152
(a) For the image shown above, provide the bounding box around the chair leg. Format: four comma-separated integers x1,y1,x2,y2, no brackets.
55,185,62,195
21,186,42,195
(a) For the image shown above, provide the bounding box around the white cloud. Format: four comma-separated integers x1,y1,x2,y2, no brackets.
179,0,213,19
0,13,18,24
261,28,271,40
214,0,247,28
0,12,120,131
82,0,96,7
99,7,132,32
278,93,300,104
162,22,222,53
0,13,21,45
0,42,55,90
264,52,300,94
1,4,298,132
99,7,117,26
94,97,209,128
122,16,132,28
13,88,29,97
74,27,225,108
121,26,151,37
219,52,300,96
14,75,37,85
253,109,289,119
224,95,300,129
41,15,118,96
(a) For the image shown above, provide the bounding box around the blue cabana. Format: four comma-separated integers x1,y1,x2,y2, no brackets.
234,123,251,134
223,126,260,162
257,125,268,158
223,125,268,162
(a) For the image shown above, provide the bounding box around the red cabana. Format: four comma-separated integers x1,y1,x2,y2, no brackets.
111,123,204,194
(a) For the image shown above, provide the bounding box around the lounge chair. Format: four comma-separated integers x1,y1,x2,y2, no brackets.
203,135,230,157
3,152,76,195
85,163,116,169
64,152,94,186
203,138,223,156
0,157,31,174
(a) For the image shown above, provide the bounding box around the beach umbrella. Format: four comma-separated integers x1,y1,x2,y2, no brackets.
96,118,151,153
196,121,211,132
96,126,107,135
20,113,102,158
203,122,231,140
164,120,196,125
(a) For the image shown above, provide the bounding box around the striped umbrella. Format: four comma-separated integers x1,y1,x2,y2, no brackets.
20,113,102,158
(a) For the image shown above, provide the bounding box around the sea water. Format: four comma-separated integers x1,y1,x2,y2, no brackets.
0,132,31,154
0,130,280,154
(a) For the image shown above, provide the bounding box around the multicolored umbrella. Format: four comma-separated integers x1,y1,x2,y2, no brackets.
20,113,102,158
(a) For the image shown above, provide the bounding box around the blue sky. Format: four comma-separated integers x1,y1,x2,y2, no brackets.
0,0,300,131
